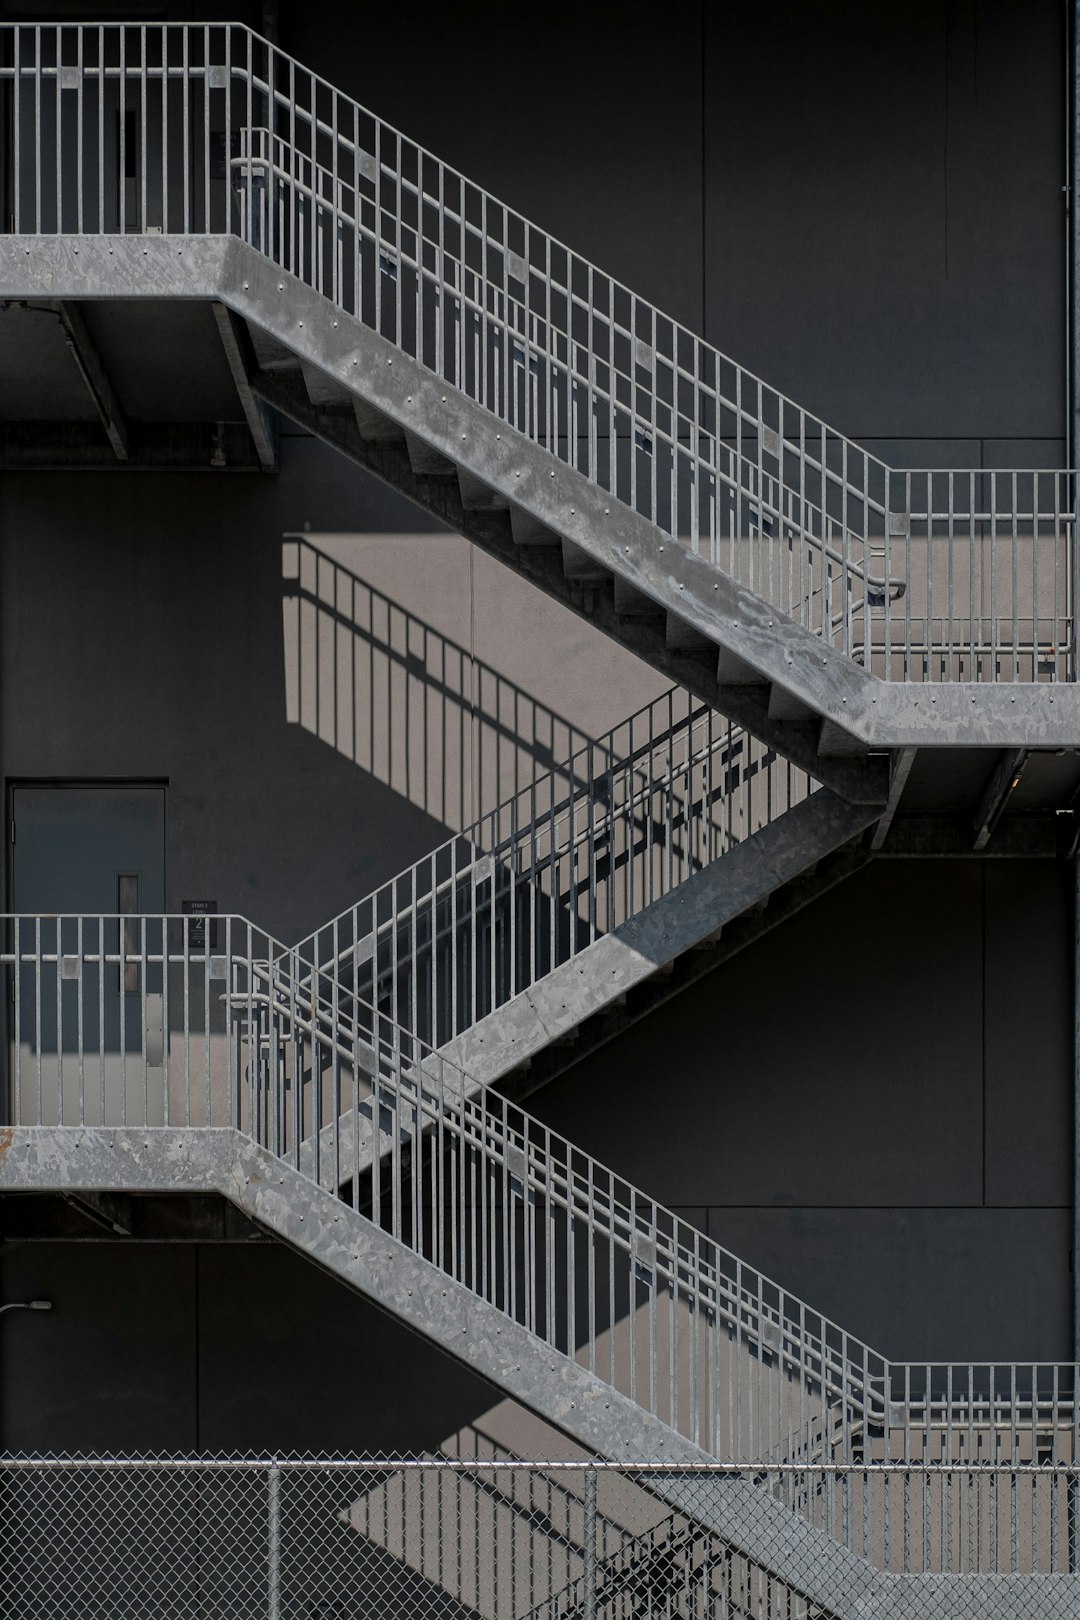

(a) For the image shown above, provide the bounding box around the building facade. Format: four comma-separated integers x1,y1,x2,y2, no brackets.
0,2,1078,1614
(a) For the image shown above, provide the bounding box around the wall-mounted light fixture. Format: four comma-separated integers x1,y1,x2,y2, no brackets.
0,1301,52,1319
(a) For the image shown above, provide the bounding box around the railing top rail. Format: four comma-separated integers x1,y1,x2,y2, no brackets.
294,696,772,961
0,1453,1077,1474
1,913,257,926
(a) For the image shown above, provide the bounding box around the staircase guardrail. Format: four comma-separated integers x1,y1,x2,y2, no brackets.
3,912,1077,1468
0,20,1073,680
292,686,809,1051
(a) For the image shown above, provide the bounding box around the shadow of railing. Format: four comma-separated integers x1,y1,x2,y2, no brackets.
283,536,649,833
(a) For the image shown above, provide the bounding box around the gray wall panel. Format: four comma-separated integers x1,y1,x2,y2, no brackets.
703,0,1065,445
531,862,989,1212
528,859,1071,1361
282,0,706,333
0,1244,197,1452
704,1207,1072,1365
195,1246,499,1455
0,440,662,942
983,861,1072,1207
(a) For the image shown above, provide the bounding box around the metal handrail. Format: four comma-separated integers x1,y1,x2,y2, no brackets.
299,691,735,966
248,944,1079,1464
0,21,1072,679
260,957,1080,1461
291,691,809,1053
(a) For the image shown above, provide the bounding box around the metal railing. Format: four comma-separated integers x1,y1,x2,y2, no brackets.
0,21,1073,681
0,1455,1077,1620
3,914,1078,1469
293,686,811,1051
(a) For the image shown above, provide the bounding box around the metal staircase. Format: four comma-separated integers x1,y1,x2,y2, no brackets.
3,20,1080,1615
4,21,1080,809
289,687,878,1097
2,915,1078,1614
352,1456,797,1620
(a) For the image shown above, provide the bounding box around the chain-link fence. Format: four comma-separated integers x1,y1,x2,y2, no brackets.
1,1455,1078,1619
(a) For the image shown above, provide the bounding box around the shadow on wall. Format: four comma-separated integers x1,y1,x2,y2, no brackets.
282,535,608,834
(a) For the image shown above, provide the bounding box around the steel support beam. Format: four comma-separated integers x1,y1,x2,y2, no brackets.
1,1193,267,1242
881,814,1062,858
211,303,278,470
870,747,917,851
50,300,129,460
64,1190,132,1235
972,749,1028,851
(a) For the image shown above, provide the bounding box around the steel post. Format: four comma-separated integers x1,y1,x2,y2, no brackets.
583,1464,597,1620
267,1459,281,1620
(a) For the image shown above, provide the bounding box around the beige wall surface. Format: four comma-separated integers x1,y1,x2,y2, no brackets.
0,434,663,943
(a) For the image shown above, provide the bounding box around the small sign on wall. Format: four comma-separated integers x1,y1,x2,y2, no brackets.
182,900,218,950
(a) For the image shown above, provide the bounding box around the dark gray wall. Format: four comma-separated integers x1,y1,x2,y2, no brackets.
533,858,1075,1364
704,0,1067,461
0,1239,501,1453
284,0,1067,468
0,0,1073,1447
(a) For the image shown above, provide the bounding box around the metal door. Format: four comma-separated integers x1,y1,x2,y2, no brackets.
10,784,166,1125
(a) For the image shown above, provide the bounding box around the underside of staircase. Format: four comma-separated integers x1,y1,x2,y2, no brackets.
294,786,879,1114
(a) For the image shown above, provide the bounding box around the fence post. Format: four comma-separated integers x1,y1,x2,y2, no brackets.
268,1459,281,1620
583,1464,597,1620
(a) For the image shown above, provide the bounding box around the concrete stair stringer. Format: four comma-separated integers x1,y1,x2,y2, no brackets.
295,787,882,1191
433,787,881,1087
5,236,1080,762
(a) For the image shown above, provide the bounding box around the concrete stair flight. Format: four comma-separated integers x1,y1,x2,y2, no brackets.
285,688,881,1100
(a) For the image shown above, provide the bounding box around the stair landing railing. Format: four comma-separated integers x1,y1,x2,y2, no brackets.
1,20,1073,680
